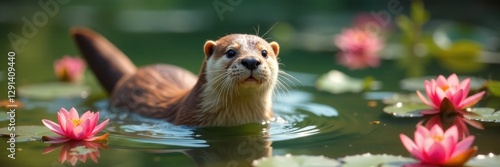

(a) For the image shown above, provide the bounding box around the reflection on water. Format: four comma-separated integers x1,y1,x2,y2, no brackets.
90,89,345,166
42,140,108,166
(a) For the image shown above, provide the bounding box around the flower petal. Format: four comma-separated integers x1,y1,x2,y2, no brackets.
437,75,448,87
84,133,109,142
80,111,93,123
72,126,85,140
447,73,459,85
69,107,80,119
459,78,471,99
452,136,475,157
450,89,464,109
458,91,485,109
400,134,424,160
430,124,444,136
416,90,436,108
58,109,69,133
445,147,477,166
90,119,109,135
42,119,65,136
425,142,447,165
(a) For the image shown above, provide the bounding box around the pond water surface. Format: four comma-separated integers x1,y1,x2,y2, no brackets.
1,1,500,166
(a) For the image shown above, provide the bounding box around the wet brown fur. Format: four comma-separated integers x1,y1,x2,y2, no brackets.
72,28,280,127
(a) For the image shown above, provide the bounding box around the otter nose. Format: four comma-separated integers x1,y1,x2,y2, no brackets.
241,57,261,70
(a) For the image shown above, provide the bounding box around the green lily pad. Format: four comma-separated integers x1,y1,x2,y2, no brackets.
316,70,381,94
465,107,500,123
339,153,417,167
253,154,341,167
400,76,484,91
383,103,430,117
466,154,500,166
18,82,89,100
0,125,54,142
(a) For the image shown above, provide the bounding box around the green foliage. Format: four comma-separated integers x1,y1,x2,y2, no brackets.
437,40,485,73
487,80,500,97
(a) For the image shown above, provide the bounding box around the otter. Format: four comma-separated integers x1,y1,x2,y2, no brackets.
71,28,281,127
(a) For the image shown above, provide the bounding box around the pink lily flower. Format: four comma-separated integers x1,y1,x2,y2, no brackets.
42,108,109,143
416,73,485,114
54,56,86,82
400,125,477,166
334,28,384,70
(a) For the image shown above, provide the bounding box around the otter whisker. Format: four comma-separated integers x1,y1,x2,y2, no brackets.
275,79,291,97
278,70,303,87
198,69,227,75
196,72,229,95
253,24,260,36
261,22,279,38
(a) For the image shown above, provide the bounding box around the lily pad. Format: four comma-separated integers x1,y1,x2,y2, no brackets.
18,82,89,100
316,70,381,94
465,107,500,123
383,103,430,117
339,153,417,167
253,154,341,167
466,154,500,166
0,125,53,142
400,76,484,91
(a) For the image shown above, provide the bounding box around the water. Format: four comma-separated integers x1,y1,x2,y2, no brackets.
1,1,500,166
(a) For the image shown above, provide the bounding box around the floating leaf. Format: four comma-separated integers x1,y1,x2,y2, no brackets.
316,70,381,94
339,153,417,167
400,75,484,91
253,154,340,167
383,103,430,117
487,80,500,97
466,154,500,166
465,107,500,123
18,82,89,100
0,125,53,142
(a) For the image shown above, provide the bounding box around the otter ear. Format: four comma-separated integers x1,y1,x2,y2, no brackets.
269,41,280,57
204,40,217,57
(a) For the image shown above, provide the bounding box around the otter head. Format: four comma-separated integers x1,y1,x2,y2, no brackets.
197,34,280,126
203,34,280,94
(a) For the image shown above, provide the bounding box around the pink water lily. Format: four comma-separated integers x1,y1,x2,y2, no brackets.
400,125,477,166
416,73,485,114
54,56,86,82
334,27,384,70
42,108,109,143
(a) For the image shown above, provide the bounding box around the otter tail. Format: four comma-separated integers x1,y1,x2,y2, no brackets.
71,27,137,94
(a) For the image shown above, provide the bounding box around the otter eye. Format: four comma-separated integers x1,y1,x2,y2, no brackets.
226,49,236,58
261,50,268,58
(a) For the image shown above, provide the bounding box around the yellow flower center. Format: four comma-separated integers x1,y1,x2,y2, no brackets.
70,119,82,126
433,135,443,142
440,85,449,92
